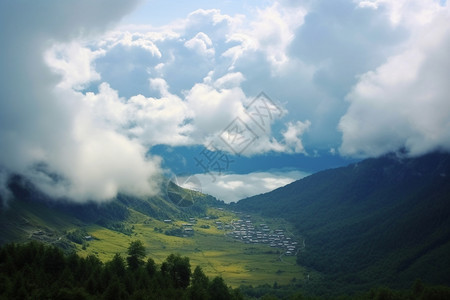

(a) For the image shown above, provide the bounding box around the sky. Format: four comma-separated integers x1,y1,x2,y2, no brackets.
1,0,449,204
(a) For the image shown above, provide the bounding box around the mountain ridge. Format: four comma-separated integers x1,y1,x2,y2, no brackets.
233,151,450,293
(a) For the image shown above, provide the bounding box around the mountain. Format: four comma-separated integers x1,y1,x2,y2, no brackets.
2,152,450,296
0,175,222,248
0,175,310,290
233,152,450,294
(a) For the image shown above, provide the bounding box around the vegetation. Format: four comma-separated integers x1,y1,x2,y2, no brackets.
234,152,450,295
66,229,89,245
0,241,242,300
2,152,450,297
97,220,134,235
0,183,307,288
239,280,450,299
164,227,185,237
76,214,305,287
2,241,450,299
127,240,146,270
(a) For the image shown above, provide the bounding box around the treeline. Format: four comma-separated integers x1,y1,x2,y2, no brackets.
2,241,450,300
0,240,242,300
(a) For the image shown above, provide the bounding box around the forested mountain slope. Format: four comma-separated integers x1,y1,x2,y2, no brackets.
234,152,450,292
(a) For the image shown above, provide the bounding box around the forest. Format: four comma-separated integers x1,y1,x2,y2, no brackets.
0,240,242,300
234,152,450,295
1,241,450,299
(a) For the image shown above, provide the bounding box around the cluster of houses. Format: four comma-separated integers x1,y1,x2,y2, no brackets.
224,216,299,256
163,218,196,237
162,213,299,256
181,218,197,236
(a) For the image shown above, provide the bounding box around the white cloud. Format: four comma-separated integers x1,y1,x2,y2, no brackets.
339,2,450,157
222,3,306,69
213,72,245,89
355,0,443,27
0,0,166,203
47,2,313,159
329,148,337,155
45,42,104,90
83,81,193,147
184,32,215,58
115,32,163,57
195,170,308,203
282,120,311,154
184,79,248,142
250,3,306,66
5,0,446,203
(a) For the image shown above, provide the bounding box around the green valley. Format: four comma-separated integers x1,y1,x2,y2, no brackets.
75,209,308,287
0,178,309,288
2,152,450,298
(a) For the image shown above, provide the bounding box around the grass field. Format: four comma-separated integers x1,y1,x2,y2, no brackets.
1,198,311,287
76,208,310,287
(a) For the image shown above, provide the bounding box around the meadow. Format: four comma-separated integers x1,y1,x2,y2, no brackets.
76,207,310,287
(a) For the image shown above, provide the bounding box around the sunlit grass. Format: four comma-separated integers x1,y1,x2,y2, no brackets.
76,208,310,287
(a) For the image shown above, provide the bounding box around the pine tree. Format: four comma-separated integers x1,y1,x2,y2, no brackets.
146,257,157,277
109,253,126,277
126,240,146,270
163,254,191,289
189,266,209,300
209,276,231,300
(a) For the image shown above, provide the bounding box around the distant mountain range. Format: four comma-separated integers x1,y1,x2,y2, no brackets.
233,152,450,293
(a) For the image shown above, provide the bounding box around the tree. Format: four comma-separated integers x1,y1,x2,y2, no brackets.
108,253,126,277
43,246,65,275
146,257,157,277
162,254,191,289
126,240,146,270
102,278,128,300
413,279,424,297
189,266,209,300
209,276,231,300
192,266,209,289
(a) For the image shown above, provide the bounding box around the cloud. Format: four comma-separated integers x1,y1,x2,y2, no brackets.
5,0,445,204
220,3,305,71
278,0,409,148
89,0,450,163
248,3,306,67
195,170,308,203
184,32,215,57
282,120,311,154
339,1,450,157
49,4,313,159
0,0,166,203
45,42,104,90
356,0,443,26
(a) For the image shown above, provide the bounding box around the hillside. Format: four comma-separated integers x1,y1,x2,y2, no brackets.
0,175,306,288
3,152,450,295
0,175,219,246
233,152,450,294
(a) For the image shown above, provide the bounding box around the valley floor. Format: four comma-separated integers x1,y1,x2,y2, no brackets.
76,207,312,287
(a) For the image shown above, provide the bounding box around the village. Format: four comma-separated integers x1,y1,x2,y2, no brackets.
164,210,300,256
224,215,300,256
